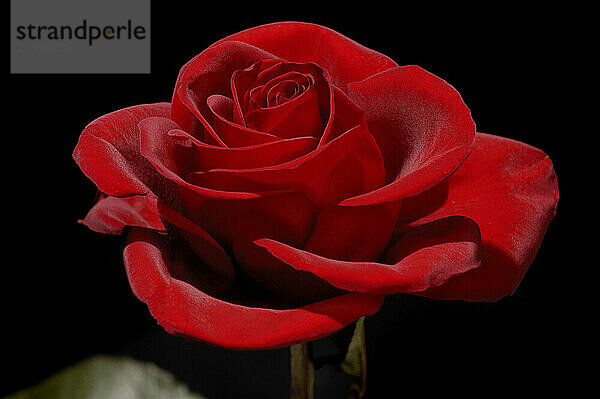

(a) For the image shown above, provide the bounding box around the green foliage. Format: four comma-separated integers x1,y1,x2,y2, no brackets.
4,355,206,399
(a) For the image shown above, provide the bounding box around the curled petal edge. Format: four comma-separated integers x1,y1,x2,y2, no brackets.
123,227,384,350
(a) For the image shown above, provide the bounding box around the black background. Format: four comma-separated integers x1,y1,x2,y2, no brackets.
5,2,578,398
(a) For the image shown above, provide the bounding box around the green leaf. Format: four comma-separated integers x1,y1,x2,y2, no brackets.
339,317,365,378
4,355,207,399
339,317,366,398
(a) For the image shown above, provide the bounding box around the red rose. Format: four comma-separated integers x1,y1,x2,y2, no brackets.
73,22,558,349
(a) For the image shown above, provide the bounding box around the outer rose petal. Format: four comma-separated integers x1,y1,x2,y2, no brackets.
254,216,481,295
123,227,384,349
210,22,398,89
407,133,559,301
72,102,172,197
343,66,476,206
80,195,164,235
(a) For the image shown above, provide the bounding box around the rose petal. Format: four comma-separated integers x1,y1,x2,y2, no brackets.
246,71,310,111
139,116,260,200
171,41,276,145
244,83,324,138
404,133,559,301
233,240,344,304
80,195,164,235
124,227,384,349
181,191,318,249
186,124,386,207
168,127,318,171
210,22,398,89
343,66,476,206
231,60,368,150
139,116,319,247
72,102,172,197
144,195,235,281
303,201,401,261
236,62,330,139
230,59,283,125
319,86,368,146
254,216,481,295
206,94,281,147
264,76,307,107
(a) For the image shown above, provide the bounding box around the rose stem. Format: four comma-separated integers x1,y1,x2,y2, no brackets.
290,342,315,399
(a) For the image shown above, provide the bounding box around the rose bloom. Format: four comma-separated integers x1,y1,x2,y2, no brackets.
73,22,558,349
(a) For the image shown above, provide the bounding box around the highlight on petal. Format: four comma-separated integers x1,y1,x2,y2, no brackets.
343,66,476,206
405,133,559,301
210,21,398,89
254,216,482,295
171,41,276,144
80,195,164,235
72,102,172,197
123,227,384,349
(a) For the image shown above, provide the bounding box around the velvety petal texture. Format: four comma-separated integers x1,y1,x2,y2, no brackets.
73,103,172,197
211,22,398,89
344,66,476,206
407,133,559,301
124,228,384,350
253,216,481,295
81,195,165,235
73,22,558,350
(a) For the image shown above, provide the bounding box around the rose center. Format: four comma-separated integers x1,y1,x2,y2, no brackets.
244,71,314,115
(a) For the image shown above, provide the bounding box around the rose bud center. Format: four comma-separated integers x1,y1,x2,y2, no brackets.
232,61,328,138
247,71,314,111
